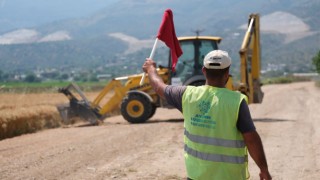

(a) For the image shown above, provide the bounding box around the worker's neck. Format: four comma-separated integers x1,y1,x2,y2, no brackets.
205,80,226,88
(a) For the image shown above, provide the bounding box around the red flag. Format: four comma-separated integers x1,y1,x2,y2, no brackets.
157,9,183,71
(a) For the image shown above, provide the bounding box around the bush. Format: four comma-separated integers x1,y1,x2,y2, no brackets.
314,78,320,88
24,73,41,83
313,50,320,73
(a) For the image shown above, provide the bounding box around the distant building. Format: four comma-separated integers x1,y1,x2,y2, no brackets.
97,74,112,81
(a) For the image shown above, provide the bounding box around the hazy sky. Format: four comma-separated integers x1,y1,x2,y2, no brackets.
0,0,119,27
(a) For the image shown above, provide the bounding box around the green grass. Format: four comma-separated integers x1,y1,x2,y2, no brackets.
0,81,109,93
1,81,69,88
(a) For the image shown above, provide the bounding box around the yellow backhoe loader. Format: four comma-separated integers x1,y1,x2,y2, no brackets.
57,13,263,124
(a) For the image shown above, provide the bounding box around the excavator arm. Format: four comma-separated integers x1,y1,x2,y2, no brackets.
239,13,264,103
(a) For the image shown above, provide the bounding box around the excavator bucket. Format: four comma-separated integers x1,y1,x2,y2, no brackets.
57,83,102,125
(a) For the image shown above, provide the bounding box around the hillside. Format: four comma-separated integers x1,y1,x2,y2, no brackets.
0,0,319,78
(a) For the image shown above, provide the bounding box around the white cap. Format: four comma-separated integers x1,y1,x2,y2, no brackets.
203,50,231,69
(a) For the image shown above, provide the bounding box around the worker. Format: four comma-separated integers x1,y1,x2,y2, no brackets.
142,50,272,180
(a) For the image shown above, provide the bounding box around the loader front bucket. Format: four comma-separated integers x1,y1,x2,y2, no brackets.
57,104,74,124
57,82,102,125
57,103,101,125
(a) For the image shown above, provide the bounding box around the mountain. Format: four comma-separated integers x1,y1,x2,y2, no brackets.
0,0,319,78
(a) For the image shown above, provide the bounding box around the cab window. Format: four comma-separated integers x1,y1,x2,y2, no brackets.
172,39,218,84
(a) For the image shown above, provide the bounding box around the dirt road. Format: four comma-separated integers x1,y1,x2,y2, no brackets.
0,82,319,179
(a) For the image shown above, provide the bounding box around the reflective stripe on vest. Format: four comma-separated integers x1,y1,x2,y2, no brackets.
185,129,245,148
185,144,247,164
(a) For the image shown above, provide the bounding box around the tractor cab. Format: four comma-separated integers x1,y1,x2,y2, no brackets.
169,36,222,86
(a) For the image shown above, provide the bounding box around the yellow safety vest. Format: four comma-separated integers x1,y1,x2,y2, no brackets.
182,85,249,180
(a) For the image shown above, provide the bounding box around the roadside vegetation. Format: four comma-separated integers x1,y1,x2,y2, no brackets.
312,50,320,87
0,105,61,140
262,75,313,85
0,80,109,93
0,79,104,140
0,87,100,140
0,93,63,140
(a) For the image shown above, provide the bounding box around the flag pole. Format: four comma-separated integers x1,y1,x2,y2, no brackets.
140,38,159,85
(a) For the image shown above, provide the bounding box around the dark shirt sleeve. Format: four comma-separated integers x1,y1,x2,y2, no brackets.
164,85,187,112
165,86,254,132
237,99,256,133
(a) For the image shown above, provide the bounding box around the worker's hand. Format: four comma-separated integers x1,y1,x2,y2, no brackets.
259,170,272,180
142,58,157,73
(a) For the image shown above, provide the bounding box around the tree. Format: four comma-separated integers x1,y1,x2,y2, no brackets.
59,73,69,80
312,50,320,73
24,73,41,83
0,70,3,81
89,74,99,82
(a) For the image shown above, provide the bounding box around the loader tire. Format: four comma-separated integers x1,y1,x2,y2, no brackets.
121,93,153,123
148,104,157,119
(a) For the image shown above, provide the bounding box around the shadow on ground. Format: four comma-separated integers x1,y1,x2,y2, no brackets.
148,118,184,123
253,118,293,123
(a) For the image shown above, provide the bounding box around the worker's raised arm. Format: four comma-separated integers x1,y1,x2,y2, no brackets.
142,58,168,98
